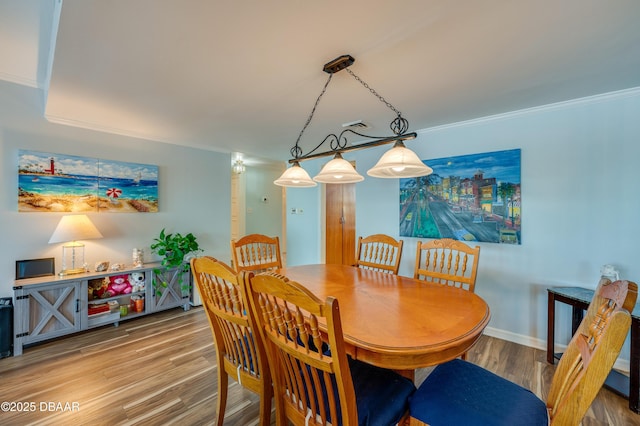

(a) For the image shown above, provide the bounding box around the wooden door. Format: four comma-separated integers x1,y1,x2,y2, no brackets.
325,183,356,265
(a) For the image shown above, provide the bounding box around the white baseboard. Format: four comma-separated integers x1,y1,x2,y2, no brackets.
483,326,630,374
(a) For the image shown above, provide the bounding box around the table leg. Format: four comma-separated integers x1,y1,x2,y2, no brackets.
547,292,555,364
395,369,415,383
630,317,640,413
571,305,583,335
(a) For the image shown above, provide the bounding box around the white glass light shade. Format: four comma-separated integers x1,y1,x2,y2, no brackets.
367,141,433,178
274,162,317,187
313,153,364,184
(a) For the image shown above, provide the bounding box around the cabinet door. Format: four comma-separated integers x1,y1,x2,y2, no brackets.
150,268,190,312
14,281,82,352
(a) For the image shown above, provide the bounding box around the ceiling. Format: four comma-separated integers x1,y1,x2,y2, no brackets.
1,1,640,165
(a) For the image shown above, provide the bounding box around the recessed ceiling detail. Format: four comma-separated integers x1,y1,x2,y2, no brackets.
1,1,639,163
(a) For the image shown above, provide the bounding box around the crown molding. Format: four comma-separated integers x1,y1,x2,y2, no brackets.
418,86,640,135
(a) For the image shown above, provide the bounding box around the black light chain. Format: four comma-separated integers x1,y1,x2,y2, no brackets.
345,67,409,136
345,67,402,117
291,73,334,159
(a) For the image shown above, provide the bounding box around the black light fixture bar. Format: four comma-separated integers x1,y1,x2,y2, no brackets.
288,132,417,164
278,53,431,184
287,54,417,164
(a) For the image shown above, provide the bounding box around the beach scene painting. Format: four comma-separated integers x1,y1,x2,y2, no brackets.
18,150,159,213
399,148,521,244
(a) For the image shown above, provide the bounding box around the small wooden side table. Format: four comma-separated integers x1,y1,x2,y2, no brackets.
547,286,640,413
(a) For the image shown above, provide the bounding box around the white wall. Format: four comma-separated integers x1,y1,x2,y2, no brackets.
285,88,640,367
0,83,231,299
244,165,283,239
285,161,323,266
3,79,639,368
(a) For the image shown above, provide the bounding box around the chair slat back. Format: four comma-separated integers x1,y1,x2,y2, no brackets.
414,238,480,292
244,271,357,426
190,256,270,396
356,234,404,274
547,278,637,424
231,233,283,273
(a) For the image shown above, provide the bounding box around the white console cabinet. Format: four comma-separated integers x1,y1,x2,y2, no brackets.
12,263,190,355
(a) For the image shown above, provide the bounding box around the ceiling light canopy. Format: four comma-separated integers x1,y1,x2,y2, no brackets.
274,54,432,188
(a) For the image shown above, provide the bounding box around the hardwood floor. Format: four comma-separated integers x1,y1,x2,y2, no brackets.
0,307,637,425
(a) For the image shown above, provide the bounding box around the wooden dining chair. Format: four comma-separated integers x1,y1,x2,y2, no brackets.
408,278,638,426
355,234,404,274
190,256,272,426
243,270,416,426
414,238,480,292
230,233,282,273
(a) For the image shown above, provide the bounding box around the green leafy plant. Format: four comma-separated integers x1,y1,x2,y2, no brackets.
151,228,201,296
151,228,201,269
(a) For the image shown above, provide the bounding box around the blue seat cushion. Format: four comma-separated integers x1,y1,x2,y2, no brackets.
307,352,415,426
349,357,416,426
227,333,257,375
409,359,548,426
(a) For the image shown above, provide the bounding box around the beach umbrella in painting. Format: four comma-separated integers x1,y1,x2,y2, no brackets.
106,187,122,201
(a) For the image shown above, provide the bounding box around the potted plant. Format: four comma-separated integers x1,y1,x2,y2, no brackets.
150,228,202,297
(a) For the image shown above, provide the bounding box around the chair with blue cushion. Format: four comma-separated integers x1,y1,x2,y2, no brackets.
244,270,416,425
190,256,273,426
408,278,637,426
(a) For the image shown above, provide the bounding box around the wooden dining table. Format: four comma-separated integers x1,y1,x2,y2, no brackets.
276,264,491,376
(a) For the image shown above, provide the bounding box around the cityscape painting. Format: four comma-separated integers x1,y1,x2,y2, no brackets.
18,150,159,213
400,148,521,244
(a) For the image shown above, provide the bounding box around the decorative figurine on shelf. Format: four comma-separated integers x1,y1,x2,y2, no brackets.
88,278,110,300
600,264,620,281
129,272,145,293
132,248,144,268
110,263,124,271
107,274,132,296
95,261,110,272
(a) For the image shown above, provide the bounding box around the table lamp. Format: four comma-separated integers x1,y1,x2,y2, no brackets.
49,214,103,276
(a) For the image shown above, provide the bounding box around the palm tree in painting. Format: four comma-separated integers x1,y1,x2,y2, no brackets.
497,182,516,227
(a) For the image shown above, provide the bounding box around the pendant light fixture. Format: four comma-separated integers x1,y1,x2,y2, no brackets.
367,140,433,178
273,161,317,187
313,153,365,184
274,54,432,187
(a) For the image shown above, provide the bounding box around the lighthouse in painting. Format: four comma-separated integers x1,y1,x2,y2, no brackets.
18,149,159,213
44,158,55,174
